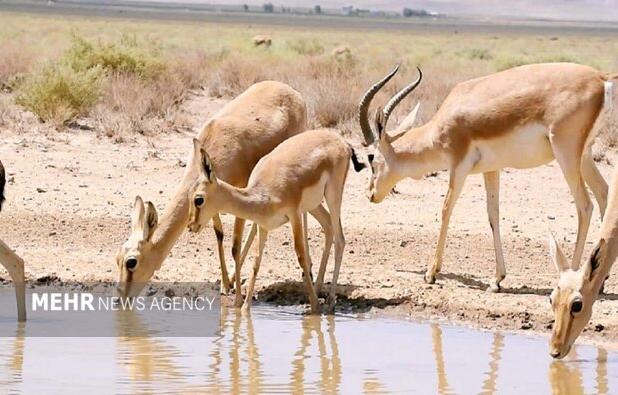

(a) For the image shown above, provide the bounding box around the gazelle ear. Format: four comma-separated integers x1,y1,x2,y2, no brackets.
131,196,146,234
374,107,387,141
199,148,216,184
398,102,421,131
143,201,158,241
192,138,216,183
582,239,606,282
548,233,569,273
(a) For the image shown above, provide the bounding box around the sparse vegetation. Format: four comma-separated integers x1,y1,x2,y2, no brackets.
0,41,33,91
286,38,324,56
15,62,102,125
0,12,616,150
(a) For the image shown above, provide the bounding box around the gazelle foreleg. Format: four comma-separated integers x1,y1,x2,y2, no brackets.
290,213,320,314
551,131,592,269
484,171,506,292
302,212,314,282
425,163,470,284
212,214,231,295
309,204,333,295
325,175,346,313
0,239,26,322
241,226,268,313
228,222,258,294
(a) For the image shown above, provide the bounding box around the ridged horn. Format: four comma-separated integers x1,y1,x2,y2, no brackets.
377,67,423,137
358,64,400,145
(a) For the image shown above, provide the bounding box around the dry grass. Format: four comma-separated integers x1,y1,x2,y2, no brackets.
1,12,617,147
0,41,33,90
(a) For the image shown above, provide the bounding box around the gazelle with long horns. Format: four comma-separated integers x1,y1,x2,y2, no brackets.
0,160,26,321
548,165,618,359
116,81,308,301
187,129,365,313
359,63,616,291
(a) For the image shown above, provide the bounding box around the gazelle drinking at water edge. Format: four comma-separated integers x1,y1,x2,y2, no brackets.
116,81,309,300
0,160,26,321
187,129,365,313
359,63,616,291
548,165,618,359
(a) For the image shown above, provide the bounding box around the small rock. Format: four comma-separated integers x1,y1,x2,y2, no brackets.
521,322,532,330
400,240,409,248
547,215,556,220
165,289,175,297
36,188,47,193
595,324,605,332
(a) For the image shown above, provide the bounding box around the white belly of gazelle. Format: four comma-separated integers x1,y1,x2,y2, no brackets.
470,122,554,174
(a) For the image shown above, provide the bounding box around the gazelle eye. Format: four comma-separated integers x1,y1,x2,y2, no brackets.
194,196,205,207
571,299,583,314
125,257,138,272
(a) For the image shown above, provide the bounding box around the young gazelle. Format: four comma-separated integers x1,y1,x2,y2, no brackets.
360,63,616,291
0,160,26,321
548,165,618,359
115,81,307,299
187,129,365,313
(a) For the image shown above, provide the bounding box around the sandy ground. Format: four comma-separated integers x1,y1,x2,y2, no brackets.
1,90,617,349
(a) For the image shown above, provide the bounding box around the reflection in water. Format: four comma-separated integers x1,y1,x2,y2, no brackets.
431,324,453,395
290,314,341,393
0,309,615,392
0,323,24,388
549,350,584,395
116,311,182,386
597,348,608,395
480,332,504,395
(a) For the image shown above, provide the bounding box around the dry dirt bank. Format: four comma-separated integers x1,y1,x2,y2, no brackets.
1,91,617,349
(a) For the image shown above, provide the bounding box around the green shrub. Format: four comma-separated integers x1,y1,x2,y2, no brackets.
65,34,165,79
16,62,102,124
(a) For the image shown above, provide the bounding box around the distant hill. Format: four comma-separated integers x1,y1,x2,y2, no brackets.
141,0,618,21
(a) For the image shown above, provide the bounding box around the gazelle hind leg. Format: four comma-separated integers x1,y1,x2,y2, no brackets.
241,226,268,314
550,128,592,269
309,204,333,295
238,223,257,270
484,171,506,292
425,163,470,284
582,148,608,219
212,214,230,295
291,212,320,314
0,239,26,322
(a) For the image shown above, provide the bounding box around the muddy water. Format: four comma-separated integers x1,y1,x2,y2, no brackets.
0,306,616,393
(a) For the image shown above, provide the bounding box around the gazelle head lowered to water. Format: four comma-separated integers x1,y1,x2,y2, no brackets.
548,234,608,359
357,65,428,203
116,196,160,298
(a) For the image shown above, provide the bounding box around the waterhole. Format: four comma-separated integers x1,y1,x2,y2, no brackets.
0,306,615,393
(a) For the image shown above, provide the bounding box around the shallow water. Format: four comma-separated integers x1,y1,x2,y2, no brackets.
0,306,616,393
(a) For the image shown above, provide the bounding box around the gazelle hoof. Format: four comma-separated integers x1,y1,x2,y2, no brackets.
424,272,436,284
487,283,501,293
326,296,337,314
